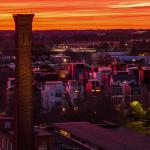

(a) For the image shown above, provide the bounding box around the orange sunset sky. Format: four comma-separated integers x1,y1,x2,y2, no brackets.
0,0,150,30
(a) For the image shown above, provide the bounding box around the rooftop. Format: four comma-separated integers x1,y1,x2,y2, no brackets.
0,116,14,121
53,122,150,150
112,72,135,82
34,127,51,137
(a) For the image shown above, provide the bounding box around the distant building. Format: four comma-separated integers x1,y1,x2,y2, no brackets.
0,116,52,150
86,79,101,96
67,63,86,80
41,81,65,112
142,85,150,107
128,66,140,84
98,66,112,85
0,116,14,132
89,71,101,80
34,72,60,83
91,52,128,64
115,56,147,64
142,66,150,86
34,126,52,150
50,54,71,64
7,62,15,70
127,82,142,106
0,130,13,150
141,66,150,107
0,116,13,150
109,72,141,108
66,80,84,105
146,56,150,65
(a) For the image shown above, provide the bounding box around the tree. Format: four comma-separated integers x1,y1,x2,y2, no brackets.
95,53,113,65
130,101,146,121
40,64,55,72
130,46,138,56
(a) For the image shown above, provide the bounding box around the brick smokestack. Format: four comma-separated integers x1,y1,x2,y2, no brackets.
13,14,34,150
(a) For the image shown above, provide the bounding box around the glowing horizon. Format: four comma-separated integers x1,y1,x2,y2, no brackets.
0,0,150,30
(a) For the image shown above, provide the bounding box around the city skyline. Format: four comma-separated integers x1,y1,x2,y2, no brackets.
0,0,150,30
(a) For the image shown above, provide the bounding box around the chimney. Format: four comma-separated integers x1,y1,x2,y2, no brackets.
13,14,34,150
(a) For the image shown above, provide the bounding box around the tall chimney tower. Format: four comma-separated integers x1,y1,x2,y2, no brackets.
13,14,34,150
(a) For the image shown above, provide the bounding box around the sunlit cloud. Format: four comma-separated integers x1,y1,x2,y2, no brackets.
110,2,150,8
0,0,150,30
35,12,125,18
0,13,12,19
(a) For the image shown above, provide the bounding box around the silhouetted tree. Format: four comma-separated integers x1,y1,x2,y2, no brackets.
95,53,113,65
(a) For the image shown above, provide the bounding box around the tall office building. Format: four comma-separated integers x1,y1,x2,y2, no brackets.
13,14,34,150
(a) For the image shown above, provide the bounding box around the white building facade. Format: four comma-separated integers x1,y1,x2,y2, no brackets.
41,81,65,112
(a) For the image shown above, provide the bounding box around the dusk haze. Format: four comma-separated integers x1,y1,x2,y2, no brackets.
0,0,150,150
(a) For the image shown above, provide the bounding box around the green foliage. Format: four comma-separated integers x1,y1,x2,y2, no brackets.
127,121,150,136
130,101,146,121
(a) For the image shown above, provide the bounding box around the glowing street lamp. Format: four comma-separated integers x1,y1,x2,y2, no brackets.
63,58,67,63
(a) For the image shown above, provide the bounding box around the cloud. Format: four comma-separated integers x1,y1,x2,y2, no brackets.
35,12,124,18
110,2,150,8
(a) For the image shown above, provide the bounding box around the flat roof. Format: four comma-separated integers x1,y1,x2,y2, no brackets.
53,122,150,150
34,128,51,137
0,116,14,120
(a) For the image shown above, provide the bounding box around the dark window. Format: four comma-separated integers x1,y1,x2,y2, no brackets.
55,93,61,97
112,87,123,95
11,80,15,87
55,101,61,106
131,87,141,95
